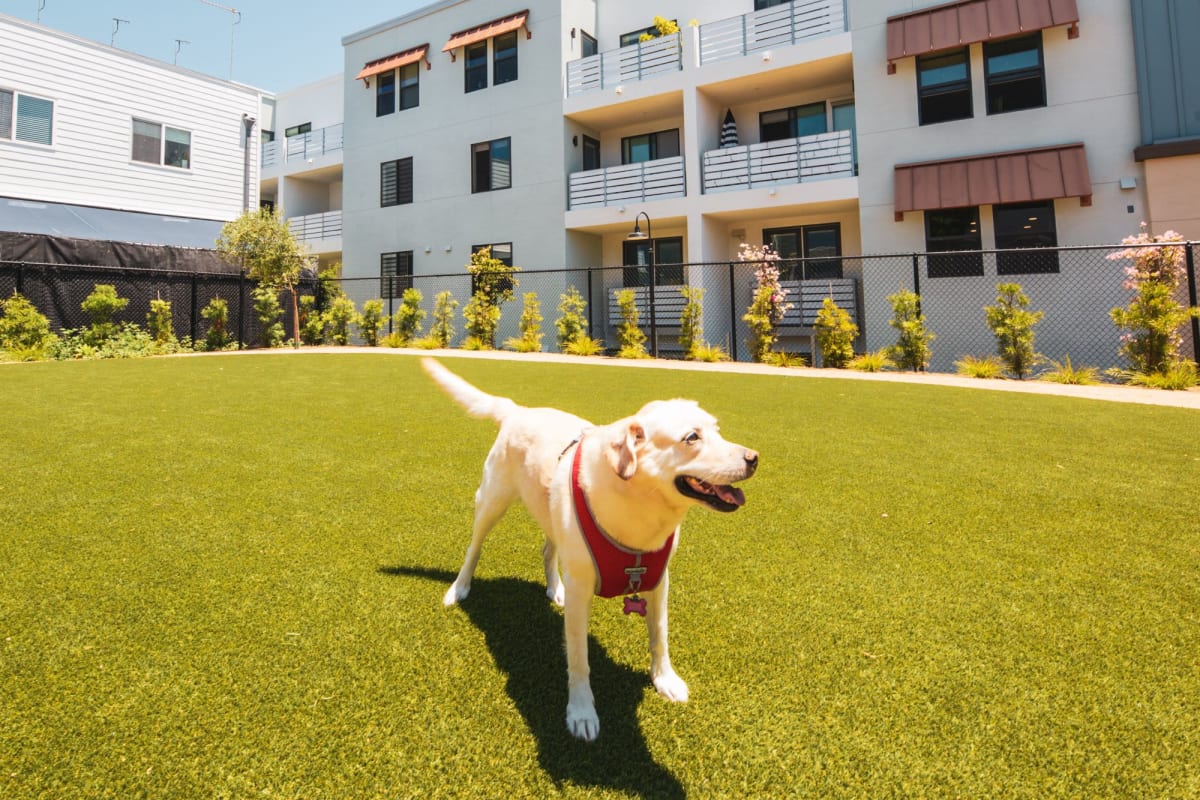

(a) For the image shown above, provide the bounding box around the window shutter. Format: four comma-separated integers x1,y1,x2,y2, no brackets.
15,94,52,145
381,158,413,206
396,157,413,205
0,90,12,139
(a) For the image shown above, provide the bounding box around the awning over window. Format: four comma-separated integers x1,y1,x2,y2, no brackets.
886,0,1079,73
441,10,529,59
893,142,1091,220
355,45,429,85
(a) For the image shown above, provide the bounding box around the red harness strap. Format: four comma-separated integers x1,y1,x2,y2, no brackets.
570,440,675,598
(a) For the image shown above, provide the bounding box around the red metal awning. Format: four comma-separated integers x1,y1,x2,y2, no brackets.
893,142,1092,220
442,10,529,60
886,0,1079,73
355,45,429,86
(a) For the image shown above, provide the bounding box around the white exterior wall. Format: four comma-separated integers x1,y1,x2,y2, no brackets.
0,14,263,221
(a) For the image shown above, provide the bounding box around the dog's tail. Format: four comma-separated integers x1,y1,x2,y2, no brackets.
421,358,519,425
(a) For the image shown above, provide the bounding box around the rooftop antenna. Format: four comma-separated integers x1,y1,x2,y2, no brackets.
174,39,190,65
111,17,129,47
37,1,46,23
197,0,240,80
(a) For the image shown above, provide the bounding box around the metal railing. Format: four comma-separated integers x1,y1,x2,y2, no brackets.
287,210,342,243
566,33,682,96
702,130,853,193
699,0,847,65
567,156,685,209
284,123,344,163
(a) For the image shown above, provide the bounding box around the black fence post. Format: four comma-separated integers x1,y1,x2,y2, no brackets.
586,267,594,339
16,263,23,295
649,259,658,358
1187,243,1200,364
238,270,247,349
911,253,922,315
190,273,199,343
728,262,738,362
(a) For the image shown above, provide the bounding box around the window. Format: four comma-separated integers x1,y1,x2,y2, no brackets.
763,224,843,280
465,41,488,92
0,89,54,145
760,102,826,143
381,157,414,207
260,129,275,144
620,21,676,47
399,62,420,110
284,122,311,138
925,207,983,277
995,201,1059,274
472,138,511,193
376,70,396,117
755,0,793,8
494,30,518,85
381,251,414,299
918,49,972,125
621,129,679,164
131,119,191,168
985,34,1045,115
622,237,684,287
580,30,598,58
582,135,600,171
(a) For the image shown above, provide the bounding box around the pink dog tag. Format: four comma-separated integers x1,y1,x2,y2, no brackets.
623,595,647,616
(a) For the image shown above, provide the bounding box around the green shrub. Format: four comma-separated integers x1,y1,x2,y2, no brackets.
985,283,1043,379
763,351,806,368
81,284,129,344
503,292,544,353
614,288,648,359
1039,355,1100,385
1112,360,1199,391
147,296,174,345
49,323,196,360
359,299,386,346
299,295,327,345
200,297,234,351
689,342,730,362
813,297,858,368
430,291,458,348
563,336,605,356
678,286,705,359
252,285,285,348
0,292,56,360
848,349,894,372
955,354,1006,379
325,295,357,346
393,287,426,346
886,288,934,371
555,286,591,352
463,247,519,348
411,335,445,350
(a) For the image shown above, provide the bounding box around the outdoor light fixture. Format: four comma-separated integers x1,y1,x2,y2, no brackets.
624,211,657,357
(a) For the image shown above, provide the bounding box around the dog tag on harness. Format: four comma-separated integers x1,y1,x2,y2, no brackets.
623,595,647,616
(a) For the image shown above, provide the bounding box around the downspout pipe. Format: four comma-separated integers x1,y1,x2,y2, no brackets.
242,113,256,212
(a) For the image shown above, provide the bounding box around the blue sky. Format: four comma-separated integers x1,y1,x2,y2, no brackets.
8,0,430,91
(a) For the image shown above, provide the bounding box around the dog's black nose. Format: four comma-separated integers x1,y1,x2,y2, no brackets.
744,450,759,474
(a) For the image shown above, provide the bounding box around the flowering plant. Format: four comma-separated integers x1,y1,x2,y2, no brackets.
1107,224,1198,376
740,243,791,363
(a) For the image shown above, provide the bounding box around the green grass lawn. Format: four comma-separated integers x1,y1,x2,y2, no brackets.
1,353,1197,799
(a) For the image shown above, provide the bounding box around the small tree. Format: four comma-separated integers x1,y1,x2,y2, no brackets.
216,209,310,347
615,288,648,358
0,292,55,359
1107,224,1199,376
81,284,129,344
252,285,285,348
200,297,232,351
147,296,174,344
463,247,520,348
359,299,386,346
504,292,544,352
430,291,458,348
886,287,934,371
678,286,704,359
299,295,327,345
394,287,426,345
813,297,858,368
555,286,591,352
984,283,1043,379
326,295,357,346
740,243,790,363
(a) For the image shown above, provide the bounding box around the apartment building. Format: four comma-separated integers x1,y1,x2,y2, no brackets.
0,13,265,255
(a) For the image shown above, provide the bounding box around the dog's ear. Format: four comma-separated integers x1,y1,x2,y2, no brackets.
608,421,645,480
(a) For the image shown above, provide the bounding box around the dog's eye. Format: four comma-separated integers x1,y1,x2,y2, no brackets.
683,431,701,444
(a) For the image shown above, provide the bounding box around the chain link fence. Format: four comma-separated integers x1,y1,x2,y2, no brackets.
4,243,1199,375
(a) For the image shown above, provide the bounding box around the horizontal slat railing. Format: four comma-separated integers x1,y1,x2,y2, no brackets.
568,156,685,209
778,277,859,327
699,0,846,65
702,130,853,193
286,210,342,242
566,34,682,96
607,285,690,328
283,123,344,163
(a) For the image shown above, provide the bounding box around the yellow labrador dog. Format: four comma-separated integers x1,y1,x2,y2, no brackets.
422,358,757,741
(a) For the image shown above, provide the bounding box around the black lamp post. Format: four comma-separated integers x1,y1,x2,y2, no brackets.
625,211,657,357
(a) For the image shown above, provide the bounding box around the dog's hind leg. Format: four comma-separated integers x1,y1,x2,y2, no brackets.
541,539,564,606
443,461,517,607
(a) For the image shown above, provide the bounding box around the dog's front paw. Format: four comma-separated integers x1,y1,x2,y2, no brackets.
566,703,600,741
653,670,689,703
442,582,469,607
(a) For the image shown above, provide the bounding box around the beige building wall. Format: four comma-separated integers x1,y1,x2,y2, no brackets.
1143,155,1200,239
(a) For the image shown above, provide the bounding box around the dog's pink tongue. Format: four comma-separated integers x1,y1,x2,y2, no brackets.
715,485,745,507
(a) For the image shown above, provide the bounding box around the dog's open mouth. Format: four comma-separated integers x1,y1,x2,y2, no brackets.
676,476,746,512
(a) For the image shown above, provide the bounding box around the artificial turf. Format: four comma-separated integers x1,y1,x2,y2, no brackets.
0,353,1197,799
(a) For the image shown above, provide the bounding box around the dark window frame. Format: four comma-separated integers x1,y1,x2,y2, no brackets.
984,33,1046,115
580,30,598,58
759,101,827,143
399,62,420,110
376,70,396,117
380,251,414,299
381,157,414,207
925,206,984,278
582,135,600,171
994,200,1060,274
620,128,680,165
622,236,685,287
471,137,512,193
465,41,488,93
762,223,844,281
917,48,973,126
493,30,518,85
755,0,792,8
619,20,677,48
284,122,312,138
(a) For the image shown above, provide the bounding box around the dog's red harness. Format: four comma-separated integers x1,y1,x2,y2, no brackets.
569,439,675,602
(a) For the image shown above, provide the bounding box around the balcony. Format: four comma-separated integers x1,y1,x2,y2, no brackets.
568,156,685,210
702,130,853,193
699,0,846,65
261,123,344,167
566,34,682,96
287,210,342,244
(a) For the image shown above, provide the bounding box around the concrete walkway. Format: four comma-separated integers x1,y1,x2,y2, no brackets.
232,346,1200,411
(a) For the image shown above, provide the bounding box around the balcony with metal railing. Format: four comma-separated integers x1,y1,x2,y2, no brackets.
701,130,853,193
566,34,682,96
699,0,846,65
261,123,344,168
567,156,685,210
287,210,342,249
